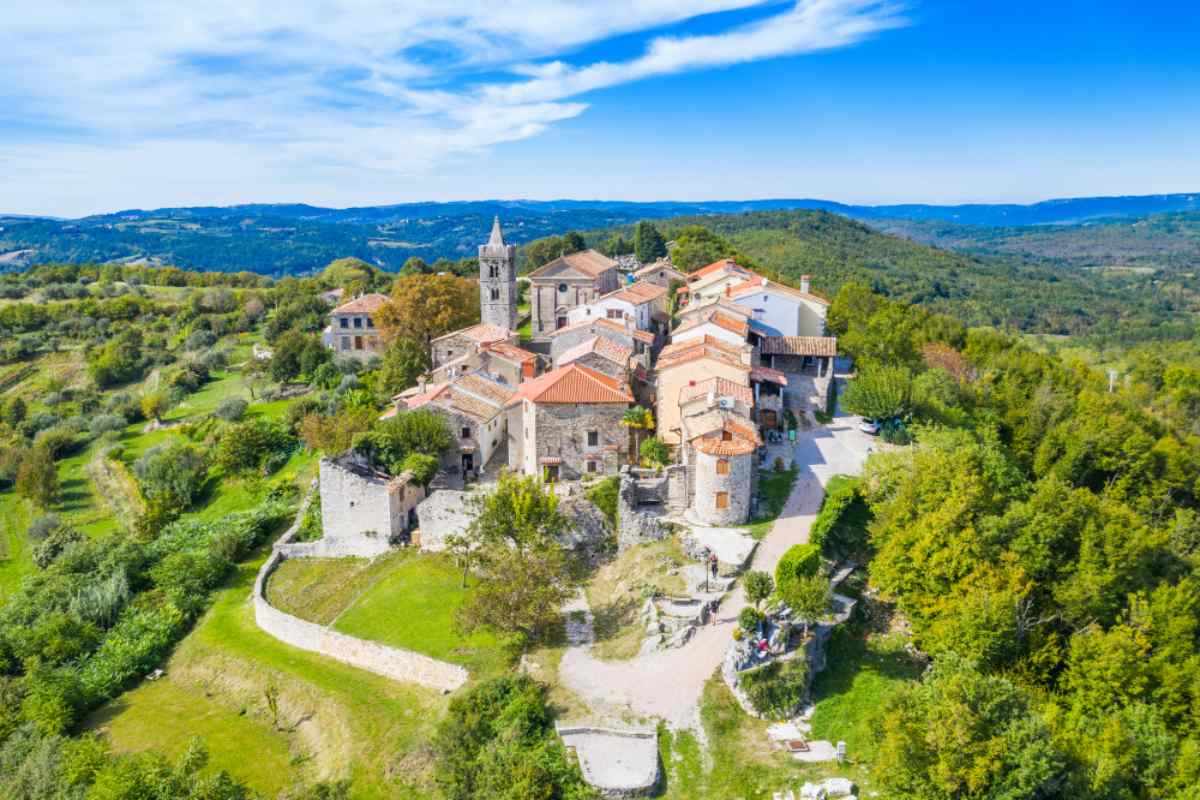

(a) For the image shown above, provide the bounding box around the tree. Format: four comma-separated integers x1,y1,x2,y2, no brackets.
140,392,169,423
16,445,57,508
451,473,581,646
622,406,654,461
744,570,775,610
400,452,439,486
843,366,913,421
242,353,270,399
134,440,209,524
783,571,831,640
270,330,328,383
215,418,294,475
374,274,479,347
2,395,27,427
298,407,378,454
561,230,586,253
639,436,669,468
353,410,454,474
874,655,1066,800
668,225,738,272
401,256,431,275
634,221,667,264
376,337,431,397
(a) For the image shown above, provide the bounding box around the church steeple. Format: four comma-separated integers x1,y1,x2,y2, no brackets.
479,216,517,331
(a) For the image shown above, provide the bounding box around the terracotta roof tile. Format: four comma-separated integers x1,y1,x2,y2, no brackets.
750,365,789,386
689,259,751,281
678,296,752,320
332,292,390,314
606,280,667,305
454,372,515,405
759,336,838,357
726,277,830,307
484,341,538,364
404,382,450,409
684,411,762,456
674,308,748,338
506,363,633,406
557,336,633,369
546,317,654,344
633,261,686,280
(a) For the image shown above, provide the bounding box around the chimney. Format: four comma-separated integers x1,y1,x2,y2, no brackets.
707,389,716,408
725,284,731,297
800,275,811,294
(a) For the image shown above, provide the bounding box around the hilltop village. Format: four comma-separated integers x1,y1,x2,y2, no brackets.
313,219,837,547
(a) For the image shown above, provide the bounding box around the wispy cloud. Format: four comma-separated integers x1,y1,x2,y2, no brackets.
0,1,906,215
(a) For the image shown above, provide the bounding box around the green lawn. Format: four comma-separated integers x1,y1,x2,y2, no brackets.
267,553,404,625
0,493,32,604
331,550,512,680
87,544,449,799
746,467,799,540
808,627,923,763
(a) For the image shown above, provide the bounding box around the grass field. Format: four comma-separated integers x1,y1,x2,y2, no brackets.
331,550,512,680
267,553,405,625
747,466,798,540
87,543,449,799
808,627,922,763
0,493,32,603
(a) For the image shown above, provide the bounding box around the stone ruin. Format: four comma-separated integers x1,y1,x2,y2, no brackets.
616,466,668,551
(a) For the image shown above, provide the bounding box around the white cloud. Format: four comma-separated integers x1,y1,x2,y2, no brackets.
0,1,906,215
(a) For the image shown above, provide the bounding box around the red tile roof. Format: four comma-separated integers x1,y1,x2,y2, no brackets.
332,292,390,314
606,280,667,305
689,259,752,281
433,323,518,345
506,363,633,406
750,365,789,386
484,341,538,364
726,277,830,306
673,308,749,339
657,336,749,372
685,412,762,456
546,317,654,344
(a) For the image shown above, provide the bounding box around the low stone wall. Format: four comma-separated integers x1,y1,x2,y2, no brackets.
253,482,468,693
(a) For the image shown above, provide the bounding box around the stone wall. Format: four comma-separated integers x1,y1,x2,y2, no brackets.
617,467,667,552
252,484,468,693
690,450,753,525
533,402,627,481
319,457,421,556
665,464,690,514
415,489,476,552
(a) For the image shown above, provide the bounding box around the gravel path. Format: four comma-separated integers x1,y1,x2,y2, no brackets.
558,408,875,731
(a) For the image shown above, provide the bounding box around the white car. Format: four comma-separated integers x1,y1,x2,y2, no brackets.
859,418,880,435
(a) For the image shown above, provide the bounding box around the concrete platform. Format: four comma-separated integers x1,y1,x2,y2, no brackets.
683,526,757,571
558,725,659,797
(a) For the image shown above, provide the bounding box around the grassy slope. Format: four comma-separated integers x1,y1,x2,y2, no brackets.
586,539,687,661
266,553,403,626
747,467,798,540
331,550,511,680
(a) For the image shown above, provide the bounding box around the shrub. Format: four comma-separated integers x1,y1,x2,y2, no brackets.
744,570,775,609
738,607,764,633
775,543,821,605
134,440,210,520
89,413,127,438
32,524,85,569
639,436,669,467
33,426,77,458
26,513,63,542
215,418,295,475
213,396,248,422
16,445,58,508
739,659,809,719
586,475,620,531
185,329,216,350
400,452,439,486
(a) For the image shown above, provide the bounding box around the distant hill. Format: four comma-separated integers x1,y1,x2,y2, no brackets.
2,192,1198,275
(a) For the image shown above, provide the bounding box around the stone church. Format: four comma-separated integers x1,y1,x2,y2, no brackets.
478,216,517,331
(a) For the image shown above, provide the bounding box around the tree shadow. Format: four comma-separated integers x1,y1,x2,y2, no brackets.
589,595,641,644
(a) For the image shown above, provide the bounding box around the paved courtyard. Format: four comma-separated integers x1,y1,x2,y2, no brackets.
557,404,877,731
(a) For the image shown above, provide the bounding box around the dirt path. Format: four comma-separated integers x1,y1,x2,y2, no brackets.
558,411,875,732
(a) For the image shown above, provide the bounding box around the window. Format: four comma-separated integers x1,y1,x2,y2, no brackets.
461,426,471,439
587,460,597,473
606,309,623,320
339,317,349,329
587,431,599,447
721,430,733,442
491,288,500,301
367,318,374,328
340,336,350,351
489,264,499,278
558,283,568,293
716,458,730,475
353,317,363,328
716,492,729,509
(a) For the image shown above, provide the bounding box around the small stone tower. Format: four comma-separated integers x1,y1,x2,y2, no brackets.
479,216,517,331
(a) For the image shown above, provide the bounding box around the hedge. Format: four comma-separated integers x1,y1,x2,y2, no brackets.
809,476,859,552
775,543,821,602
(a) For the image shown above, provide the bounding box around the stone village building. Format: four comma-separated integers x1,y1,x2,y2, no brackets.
322,292,389,361
478,216,518,331
393,371,514,478
505,362,633,481
527,249,621,339
313,454,426,556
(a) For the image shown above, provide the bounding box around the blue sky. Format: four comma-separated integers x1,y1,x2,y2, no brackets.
1,1,1197,217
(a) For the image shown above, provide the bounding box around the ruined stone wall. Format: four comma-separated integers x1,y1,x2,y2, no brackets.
415,489,476,552
252,484,468,693
665,464,690,513
318,458,399,557
617,467,666,552
691,450,753,525
534,403,628,481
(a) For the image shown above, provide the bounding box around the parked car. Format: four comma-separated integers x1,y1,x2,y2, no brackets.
859,418,880,435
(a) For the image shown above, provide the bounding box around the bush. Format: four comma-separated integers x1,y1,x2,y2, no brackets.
775,543,821,604
213,396,248,422
639,436,669,467
32,524,85,569
738,607,764,633
33,426,77,458
26,513,63,542
134,440,209,519
185,329,216,350
214,418,295,475
586,475,620,531
809,475,871,559
434,675,590,800
89,413,127,438
739,659,809,719
400,452,439,486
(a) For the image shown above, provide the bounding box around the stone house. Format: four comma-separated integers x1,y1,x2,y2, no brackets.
318,454,426,555
677,259,756,307
547,317,654,365
678,412,760,526
323,293,389,361
527,250,620,339
566,280,667,335
654,336,754,445
671,306,749,349
634,259,688,287
427,339,539,386
430,323,519,372
554,335,633,382
677,377,755,423
726,276,829,338
400,371,514,477
505,363,633,481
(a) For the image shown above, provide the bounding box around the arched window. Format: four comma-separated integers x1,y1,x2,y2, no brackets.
490,288,500,301
489,265,499,278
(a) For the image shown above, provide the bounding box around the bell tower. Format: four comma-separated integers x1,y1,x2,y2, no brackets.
479,216,517,330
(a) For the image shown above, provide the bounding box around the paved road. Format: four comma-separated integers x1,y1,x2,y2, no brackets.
558,408,876,731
